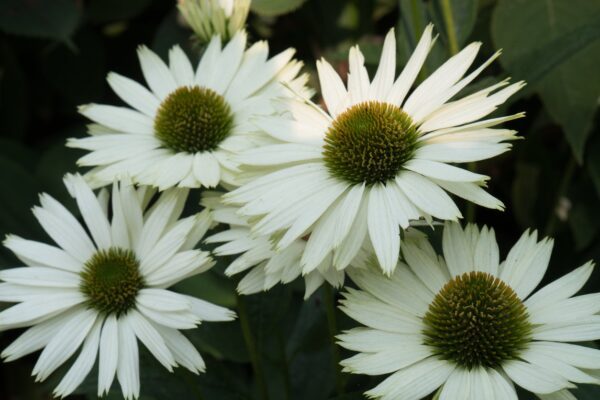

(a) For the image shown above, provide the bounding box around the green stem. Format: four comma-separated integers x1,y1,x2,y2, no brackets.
324,284,344,395
544,157,577,237
237,294,269,400
440,0,459,55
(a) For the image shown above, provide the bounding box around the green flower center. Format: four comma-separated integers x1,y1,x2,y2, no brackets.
154,86,234,153
422,271,532,369
322,101,419,185
80,248,144,316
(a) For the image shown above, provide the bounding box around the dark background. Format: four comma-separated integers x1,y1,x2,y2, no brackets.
0,0,599,399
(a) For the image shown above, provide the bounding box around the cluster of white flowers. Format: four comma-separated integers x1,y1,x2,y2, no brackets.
0,1,598,399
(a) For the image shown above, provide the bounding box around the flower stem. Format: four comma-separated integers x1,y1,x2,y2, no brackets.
237,294,269,400
324,283,344,395
440,0,459,55
544,156,577,237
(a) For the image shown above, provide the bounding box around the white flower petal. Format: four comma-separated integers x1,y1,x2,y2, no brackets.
137,45,178,100
502,360,572,394
396,171,461,220
79,104,154,135
369,29,396,100
3,235,81,272
0,267,79,288
98,315,118,397
107,72,160,117
33,194,96,263
53,317,102,398
64,173,112,249
153,324,205,374
365,357,454,400
116,316,140,400
316,59,347,116
193,152,221,188
168,45,194,86
367,184,400,275
127,309,176,371
525,261,594,313
387,24,434,106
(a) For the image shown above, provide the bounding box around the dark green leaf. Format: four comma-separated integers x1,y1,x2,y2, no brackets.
0,0,81,41
492,0,600,161
251,0,308,17
0,42,28,140
87,0,153,24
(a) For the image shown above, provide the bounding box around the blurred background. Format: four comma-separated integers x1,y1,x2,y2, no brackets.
0,0,599,399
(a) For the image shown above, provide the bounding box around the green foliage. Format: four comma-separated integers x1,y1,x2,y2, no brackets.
492,0,600,161
0,0,599,399
0,0,81,42
251,0,308,17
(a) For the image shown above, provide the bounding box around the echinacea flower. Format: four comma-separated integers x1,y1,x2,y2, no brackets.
70,31,309,190
338,222,600,400
0,174,235,399
202,191,345,299
225,25,524,275
178,0,251,43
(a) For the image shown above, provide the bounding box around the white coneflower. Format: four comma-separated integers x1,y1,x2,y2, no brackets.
338,222,600,400
225,25,524,275
202,191,344,299
69,32,310,190
0,174,235,399
178,0,251,43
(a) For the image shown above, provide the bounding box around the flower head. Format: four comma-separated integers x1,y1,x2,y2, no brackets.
70,32,310,190
338,222,600,400
202,191,345,299
225,25,524,275
178,0,251,44
0,174,235,399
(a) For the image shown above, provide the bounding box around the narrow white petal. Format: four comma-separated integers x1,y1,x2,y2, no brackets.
367,185,400,275
442,221,473,276
341,344,430,375
527,342,600,370
116,317,140,400
137,45,177,100
0,267,79,288
0,293,85,330
33,195,96,263
127,310,176,371
387,24,434,106
488,369,518,400
316,59,347,116
153,324,205,374
503,360,572,394
107,72,160,117
404,159,488,182
365,357,454,399
532,316,600,342
193,152,221,188
32,308,98,381
64,173,112,249
211,31,246,93
53,317,102,398
404,42,481,117
369,28,396,100
98,315,118,397
402,237,450,294
396,171,462,220
168,45,194,86
185,295,236,322
434,179,505,210
525,261,594,312
3,235,81,272
79,104,154,134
